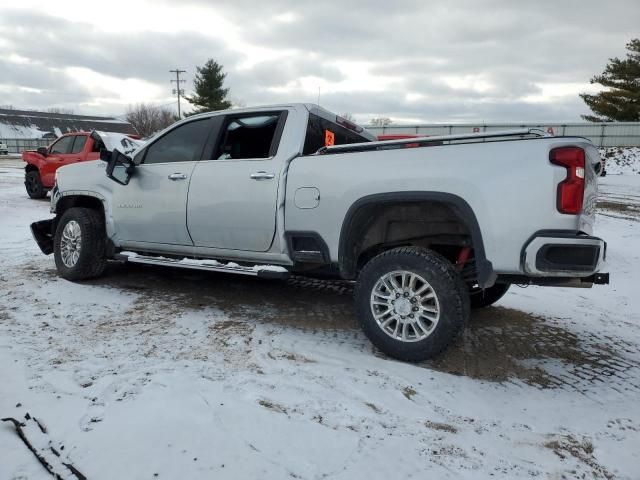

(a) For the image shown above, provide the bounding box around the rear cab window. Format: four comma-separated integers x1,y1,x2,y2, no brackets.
303,110,372,155
214,112,286,160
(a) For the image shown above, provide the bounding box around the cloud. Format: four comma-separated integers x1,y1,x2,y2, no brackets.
0,1,638,121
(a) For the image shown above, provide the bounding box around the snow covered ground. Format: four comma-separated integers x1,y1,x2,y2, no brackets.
1,160,639,479
600,147,640,175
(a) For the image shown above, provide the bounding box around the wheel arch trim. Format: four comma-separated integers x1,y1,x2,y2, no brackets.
53,190,113,237
338,191,495,287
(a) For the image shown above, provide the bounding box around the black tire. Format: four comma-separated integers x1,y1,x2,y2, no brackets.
469,283,510,309
25,170,47,199
355,247,469,362
54,207,107,281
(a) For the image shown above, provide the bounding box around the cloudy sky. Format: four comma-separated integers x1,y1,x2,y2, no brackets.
0,0,638,123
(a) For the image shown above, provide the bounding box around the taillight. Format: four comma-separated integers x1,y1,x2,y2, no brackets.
550,147,585,214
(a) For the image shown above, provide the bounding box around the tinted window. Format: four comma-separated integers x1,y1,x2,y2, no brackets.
91,136,105,153
303,113,371,155
49,136,74,154
215,114,281,160
70,135,87,153
144,119,211,164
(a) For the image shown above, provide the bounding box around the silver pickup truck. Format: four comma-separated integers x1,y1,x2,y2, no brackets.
31,103,609,361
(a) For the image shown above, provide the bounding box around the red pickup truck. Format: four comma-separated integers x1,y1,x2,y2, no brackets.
23,131,142,198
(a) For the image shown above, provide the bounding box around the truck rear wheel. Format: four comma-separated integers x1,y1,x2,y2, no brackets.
355,247,469,362
25,170,47,199
53,207,107,281
469,283,510,309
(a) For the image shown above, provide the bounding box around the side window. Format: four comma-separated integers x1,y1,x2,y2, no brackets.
49,136,74,154
70,136,87,154
215,113,282,160
91,137,105,153
144,119,211,164
303,113,371,155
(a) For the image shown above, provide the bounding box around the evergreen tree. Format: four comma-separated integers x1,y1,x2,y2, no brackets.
185,59,232,115
580,38,640,122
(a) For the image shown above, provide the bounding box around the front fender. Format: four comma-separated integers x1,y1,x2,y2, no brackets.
23,158,45,172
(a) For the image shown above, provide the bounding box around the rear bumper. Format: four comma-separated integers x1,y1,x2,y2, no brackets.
30,218,55,255
522,231,606,277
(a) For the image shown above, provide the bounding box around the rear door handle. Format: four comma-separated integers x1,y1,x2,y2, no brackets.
168,173,187,180
250,171,275,180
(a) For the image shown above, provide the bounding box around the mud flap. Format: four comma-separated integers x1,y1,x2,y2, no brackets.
30,219,55,255
2,413,87,479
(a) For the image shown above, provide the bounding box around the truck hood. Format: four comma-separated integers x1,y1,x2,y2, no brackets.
91,131,144,156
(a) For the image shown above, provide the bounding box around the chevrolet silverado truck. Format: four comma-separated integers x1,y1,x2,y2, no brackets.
30,104,609,361
22,131,142,199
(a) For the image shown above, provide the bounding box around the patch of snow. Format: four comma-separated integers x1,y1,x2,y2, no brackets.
252,265,288,273
0,123,48,139
599,147,640,175
178,258,221,267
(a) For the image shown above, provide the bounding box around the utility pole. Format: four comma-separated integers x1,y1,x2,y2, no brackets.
170,69,186,118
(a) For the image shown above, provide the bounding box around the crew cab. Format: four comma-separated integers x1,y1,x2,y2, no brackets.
30,104,609,361
22,131,141,199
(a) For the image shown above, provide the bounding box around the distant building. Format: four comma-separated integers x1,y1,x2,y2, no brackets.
0,108,137,139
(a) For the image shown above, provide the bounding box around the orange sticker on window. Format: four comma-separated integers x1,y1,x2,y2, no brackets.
324,129,335,146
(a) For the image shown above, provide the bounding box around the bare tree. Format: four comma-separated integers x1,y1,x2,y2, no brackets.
46,107,75,115
340,113,356,122
126,103,179,137
370,117,393,127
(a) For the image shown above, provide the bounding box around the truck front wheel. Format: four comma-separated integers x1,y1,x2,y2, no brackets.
25,170,47,199
53,208,107,281
355,247,469,362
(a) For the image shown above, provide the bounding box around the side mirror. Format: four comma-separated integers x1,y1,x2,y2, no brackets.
37,147,48,156
105,149,135,185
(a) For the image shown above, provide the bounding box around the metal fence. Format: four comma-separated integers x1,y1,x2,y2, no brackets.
1,138,51,154
367,122,640,147
3,122,640,152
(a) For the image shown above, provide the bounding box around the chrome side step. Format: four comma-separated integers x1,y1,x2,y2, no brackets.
115,252,289,279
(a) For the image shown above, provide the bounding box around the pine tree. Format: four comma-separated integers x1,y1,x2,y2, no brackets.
580,38,640,122
185,59,232,115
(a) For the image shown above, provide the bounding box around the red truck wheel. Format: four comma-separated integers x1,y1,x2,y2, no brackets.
25,170,47,199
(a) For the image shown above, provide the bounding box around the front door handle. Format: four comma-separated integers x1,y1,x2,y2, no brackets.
168,173,187,180
250,171,275,180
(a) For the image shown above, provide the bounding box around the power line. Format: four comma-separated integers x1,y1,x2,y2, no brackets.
169,69,186,118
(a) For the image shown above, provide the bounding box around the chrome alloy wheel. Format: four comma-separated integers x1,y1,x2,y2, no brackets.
60,220,82,267
370,270,440,342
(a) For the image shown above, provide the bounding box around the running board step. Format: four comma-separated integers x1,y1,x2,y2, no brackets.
115,252,289,279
